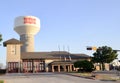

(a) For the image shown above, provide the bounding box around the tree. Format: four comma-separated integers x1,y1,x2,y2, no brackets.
74,60,94,72
92,46,118,70
0,34,2,42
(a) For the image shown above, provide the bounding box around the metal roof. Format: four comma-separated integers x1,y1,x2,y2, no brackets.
21,51,90,59
3,38,23,46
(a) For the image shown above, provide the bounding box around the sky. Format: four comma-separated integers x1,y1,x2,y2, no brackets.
0,0,120,65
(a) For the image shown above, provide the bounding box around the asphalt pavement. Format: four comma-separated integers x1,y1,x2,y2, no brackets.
0,73,117,83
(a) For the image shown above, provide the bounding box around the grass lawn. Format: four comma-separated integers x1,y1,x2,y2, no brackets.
97,75,120,81
68,72,120,81
0,80,4,83
79,73,92,77
69,72,92,77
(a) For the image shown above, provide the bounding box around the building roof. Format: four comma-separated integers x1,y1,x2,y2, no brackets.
50,61,73,65
21,51,90,59
3,38,23,47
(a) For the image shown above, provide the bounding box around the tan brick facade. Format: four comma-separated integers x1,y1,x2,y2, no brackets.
6,44,21,62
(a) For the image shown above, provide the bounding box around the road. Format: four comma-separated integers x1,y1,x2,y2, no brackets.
0,73,116,83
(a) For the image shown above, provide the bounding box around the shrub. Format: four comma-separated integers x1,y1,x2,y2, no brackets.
74,60,94,72
0,69,6,74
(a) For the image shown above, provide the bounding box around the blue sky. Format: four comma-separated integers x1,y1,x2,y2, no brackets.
0,0,120,65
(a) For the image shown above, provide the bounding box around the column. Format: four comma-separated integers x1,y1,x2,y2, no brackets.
52,65,54,72
18,62,20,73
67,66,70,72
72,65,75,71
20,61,23,73
69,65,72,72
32,60,34,73
58,65,60,72
64,65,66,72
6,62,8,73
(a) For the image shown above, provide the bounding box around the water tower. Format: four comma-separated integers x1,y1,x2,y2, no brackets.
14,16,40,52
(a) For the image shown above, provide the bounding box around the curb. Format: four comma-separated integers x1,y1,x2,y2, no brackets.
62,73,95,80
100,79,117,82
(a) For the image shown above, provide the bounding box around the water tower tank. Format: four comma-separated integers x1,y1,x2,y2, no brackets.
14,16,40,52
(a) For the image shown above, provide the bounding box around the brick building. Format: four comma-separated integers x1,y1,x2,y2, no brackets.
3,38,90,73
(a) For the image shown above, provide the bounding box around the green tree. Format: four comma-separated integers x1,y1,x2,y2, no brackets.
92,46,118,70
0,34,2,42
74,60,94,72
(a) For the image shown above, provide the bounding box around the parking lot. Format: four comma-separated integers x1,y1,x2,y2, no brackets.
0,73,116,83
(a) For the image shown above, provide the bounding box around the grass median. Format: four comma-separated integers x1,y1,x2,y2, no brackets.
68,72,92,78
0,80,4,83
68,72,120,81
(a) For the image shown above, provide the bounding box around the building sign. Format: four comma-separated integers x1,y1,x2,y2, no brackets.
24,17,36,24
14,16,40,28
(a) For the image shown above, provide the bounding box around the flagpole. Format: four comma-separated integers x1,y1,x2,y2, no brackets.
67,46,71,61
58,45,61,61
63,45,65,51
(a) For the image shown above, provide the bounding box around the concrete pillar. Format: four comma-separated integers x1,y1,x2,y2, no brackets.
105,63,110,71
67,66,70,72
18,62,21,73
6,62,8,73
72,65,75,71
52,65,54,72
46,67,49,72
58,65,60,72
33,62,35,73
64,65,66,72
35,62,37,73
45,63,49,72
20,61,23,73
69,65,72,72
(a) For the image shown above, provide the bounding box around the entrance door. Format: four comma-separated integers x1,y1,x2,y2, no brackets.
8,62,19,73
22,59,45,73
22,60,33,73
32,59,45,72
